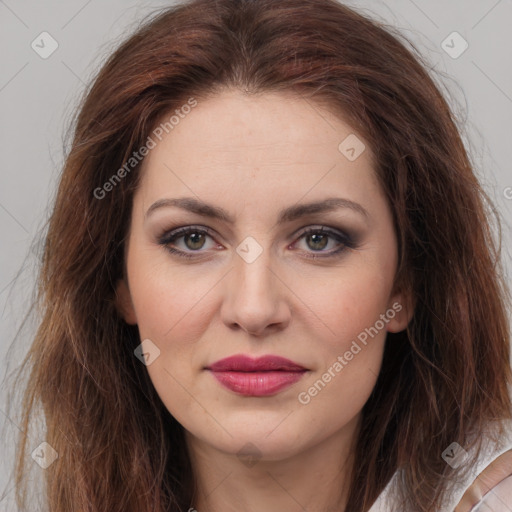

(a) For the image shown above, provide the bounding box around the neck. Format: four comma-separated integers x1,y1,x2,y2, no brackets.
185,413,360,512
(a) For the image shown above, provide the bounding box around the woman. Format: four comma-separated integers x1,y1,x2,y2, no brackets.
5,0,512,510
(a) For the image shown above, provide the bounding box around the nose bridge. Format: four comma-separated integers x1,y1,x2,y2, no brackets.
222,235,289,334
236,239,273,296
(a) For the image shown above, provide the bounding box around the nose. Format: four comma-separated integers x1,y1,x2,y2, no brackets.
220,244,291,337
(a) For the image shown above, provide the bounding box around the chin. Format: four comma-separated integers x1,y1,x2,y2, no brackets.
190,423,308,461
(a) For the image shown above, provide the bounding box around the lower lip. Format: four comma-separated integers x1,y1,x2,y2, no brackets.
208,370,306,396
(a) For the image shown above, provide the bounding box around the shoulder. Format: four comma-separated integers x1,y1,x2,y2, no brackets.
367,471,399,512
456,446,512,511
473,473,512,510
369,432,512,511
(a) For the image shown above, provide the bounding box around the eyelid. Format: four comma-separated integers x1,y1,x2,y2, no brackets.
293,225,353,243
157,224,357,259
290,226,356,258
157,225,219,249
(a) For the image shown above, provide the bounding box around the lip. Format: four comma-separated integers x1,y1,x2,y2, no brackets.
207,354,306,372
206,355,308,396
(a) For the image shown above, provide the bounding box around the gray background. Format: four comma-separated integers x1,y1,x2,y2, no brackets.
1,0,511,509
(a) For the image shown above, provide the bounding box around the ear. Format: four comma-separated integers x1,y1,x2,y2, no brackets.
386,284,415,334
115,279,137,325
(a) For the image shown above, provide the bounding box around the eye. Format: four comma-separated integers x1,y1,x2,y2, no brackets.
158,226,219,259
291,226,355,259
158,225,356,260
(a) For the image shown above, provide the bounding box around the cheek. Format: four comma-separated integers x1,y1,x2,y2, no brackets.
293,258,393,408
127,260,214,426
301,262,394,349
296,270,390,427
127,250,216,343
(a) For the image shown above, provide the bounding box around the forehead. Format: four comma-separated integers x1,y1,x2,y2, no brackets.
135,89,382,216
148,89,369,161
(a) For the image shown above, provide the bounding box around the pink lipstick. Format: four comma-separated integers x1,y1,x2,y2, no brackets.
206,354,307,396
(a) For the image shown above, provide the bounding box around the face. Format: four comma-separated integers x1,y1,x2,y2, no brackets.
116,88,412,462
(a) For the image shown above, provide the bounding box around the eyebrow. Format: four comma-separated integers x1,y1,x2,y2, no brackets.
145,196,369,226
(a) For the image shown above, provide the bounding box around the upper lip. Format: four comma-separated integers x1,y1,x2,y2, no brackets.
206,355,307,372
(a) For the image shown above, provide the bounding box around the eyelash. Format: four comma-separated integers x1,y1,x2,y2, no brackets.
157,225,357,260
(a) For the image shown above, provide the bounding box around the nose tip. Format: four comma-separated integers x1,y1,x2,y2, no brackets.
243,326,271,337
234,321,286,338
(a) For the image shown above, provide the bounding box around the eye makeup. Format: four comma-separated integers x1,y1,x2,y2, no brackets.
156,224,360,260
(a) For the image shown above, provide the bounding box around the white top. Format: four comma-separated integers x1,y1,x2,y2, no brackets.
368,423,512,511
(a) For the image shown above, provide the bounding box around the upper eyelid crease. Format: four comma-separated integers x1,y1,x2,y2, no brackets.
145,197,369,227
158,225,355,259
158,224,353,244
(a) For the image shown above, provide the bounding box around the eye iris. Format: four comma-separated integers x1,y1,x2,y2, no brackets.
307,233,328,251
185,232,205,250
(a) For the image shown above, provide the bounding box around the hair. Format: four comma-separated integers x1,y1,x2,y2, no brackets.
5,0,512,510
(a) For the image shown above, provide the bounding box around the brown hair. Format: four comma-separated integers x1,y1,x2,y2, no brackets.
5,0,511,510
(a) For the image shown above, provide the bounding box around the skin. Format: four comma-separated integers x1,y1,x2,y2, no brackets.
116,88,414,512
454,449,512,511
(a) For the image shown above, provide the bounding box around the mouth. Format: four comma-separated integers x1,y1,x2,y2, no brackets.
205,354,308,396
